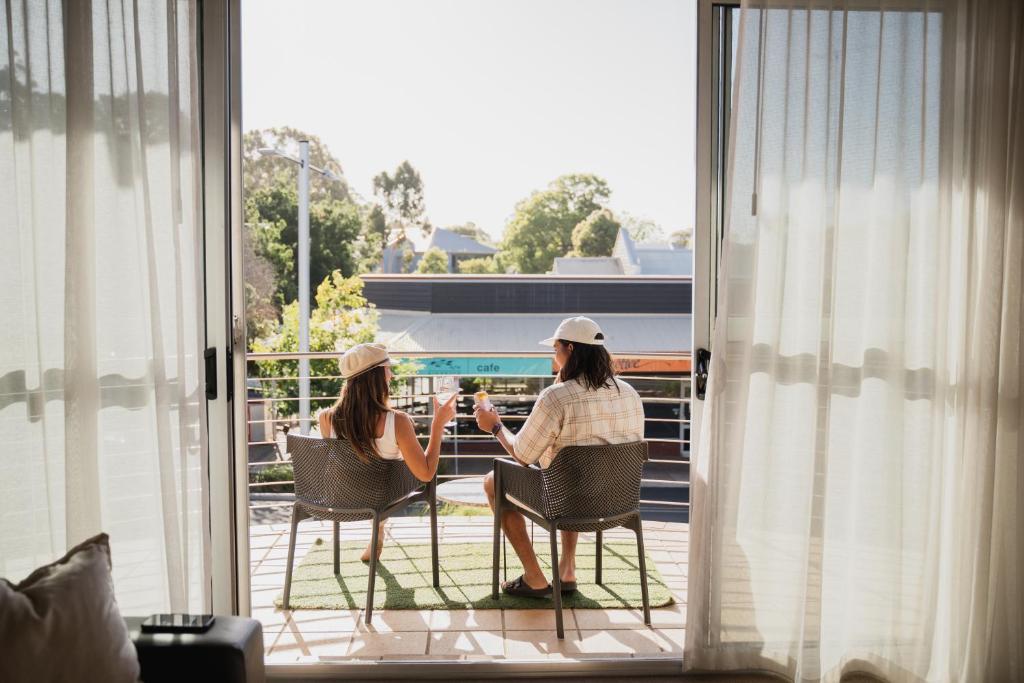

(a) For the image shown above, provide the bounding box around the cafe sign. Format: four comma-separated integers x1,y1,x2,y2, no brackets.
400,357,555,377
399,355,691,376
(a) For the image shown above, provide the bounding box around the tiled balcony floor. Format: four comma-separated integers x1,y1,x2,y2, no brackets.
249,516,688,663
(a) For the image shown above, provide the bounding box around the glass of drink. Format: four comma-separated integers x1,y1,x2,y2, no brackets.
435,375,458,426
474,390,492,411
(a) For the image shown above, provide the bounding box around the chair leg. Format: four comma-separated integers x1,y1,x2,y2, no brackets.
549,526,564,639
333,521,340,575
631,515,651,625
596,529,603,585
492,469,502,600
429,479,440,588
365,515,381,624
283,505,302,609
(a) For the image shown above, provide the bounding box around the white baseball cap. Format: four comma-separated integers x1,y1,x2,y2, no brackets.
539,316,605,347
340,343,390,379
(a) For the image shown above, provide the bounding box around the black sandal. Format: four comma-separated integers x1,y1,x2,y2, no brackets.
559,581,577,595
501,575,552,599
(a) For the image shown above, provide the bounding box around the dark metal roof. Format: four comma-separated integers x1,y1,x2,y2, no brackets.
361,275,692,315
377,311,692,353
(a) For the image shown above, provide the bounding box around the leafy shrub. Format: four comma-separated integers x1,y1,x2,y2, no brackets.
250,463,294,494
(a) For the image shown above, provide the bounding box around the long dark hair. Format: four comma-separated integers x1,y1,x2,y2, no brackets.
556,340,618,392
329,365,390,462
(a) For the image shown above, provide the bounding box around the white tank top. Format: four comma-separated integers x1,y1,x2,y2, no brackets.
324,410,402,460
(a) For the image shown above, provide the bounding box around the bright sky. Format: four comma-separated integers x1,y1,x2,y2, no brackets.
242,0,696,242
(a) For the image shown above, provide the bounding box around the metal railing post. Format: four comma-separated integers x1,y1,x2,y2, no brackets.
297,140,311,435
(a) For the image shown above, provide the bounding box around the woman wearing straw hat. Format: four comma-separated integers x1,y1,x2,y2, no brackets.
318,343,457,561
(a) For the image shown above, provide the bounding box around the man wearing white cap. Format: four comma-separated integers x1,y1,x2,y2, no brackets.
474,316,645,598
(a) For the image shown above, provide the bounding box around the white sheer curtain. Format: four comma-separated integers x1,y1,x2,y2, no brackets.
0,0,209,614
686,1,1022,681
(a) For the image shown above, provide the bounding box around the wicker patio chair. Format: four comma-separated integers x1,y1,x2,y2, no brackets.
283,434,439,624
491,441,650,638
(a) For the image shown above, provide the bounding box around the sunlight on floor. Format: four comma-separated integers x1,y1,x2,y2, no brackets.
249,517,687,662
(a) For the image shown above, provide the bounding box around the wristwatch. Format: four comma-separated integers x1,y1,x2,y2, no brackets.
490,423,503,437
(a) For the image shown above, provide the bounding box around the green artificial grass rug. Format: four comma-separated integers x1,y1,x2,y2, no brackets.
275,539,674,610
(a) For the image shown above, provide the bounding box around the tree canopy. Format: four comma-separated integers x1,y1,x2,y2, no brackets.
245,183,362,306
457,256,502,274
243,225,279,346
570,208,621,257
619,213,664,243
416,247,450,274
243,127,350,203
670,227,694,249
251,272,380,411
500,174,611,273
446,222,494,247
353,204,388,274
373,161,430,239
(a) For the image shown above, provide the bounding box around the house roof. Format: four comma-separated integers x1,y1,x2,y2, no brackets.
361,274,692,315
375,311,691,354
402,227,497,255
634,248,692,275
613,228,692,275
550,257,625,275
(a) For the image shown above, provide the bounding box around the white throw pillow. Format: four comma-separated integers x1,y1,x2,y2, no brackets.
0,533,140,683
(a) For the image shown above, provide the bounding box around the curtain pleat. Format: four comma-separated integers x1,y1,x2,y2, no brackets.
686,1,1022,681
0,0,209,614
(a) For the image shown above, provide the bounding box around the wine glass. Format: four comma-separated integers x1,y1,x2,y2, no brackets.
434,375,458,426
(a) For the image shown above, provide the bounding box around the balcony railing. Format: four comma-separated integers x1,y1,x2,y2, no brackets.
245,351,690,521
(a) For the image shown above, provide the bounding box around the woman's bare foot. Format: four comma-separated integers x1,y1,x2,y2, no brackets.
361,524,386,561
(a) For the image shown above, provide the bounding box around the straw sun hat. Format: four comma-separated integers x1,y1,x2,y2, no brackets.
339,343,390,379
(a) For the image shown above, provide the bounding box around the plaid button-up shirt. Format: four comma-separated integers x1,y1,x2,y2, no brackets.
506,377,645,468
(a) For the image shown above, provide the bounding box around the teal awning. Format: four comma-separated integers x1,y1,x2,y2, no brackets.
398,356,553,377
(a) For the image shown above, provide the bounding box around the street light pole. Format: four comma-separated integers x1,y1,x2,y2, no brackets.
297,140,311,434
258,143,340,436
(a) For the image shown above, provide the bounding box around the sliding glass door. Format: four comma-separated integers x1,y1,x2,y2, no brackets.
692,0,739,454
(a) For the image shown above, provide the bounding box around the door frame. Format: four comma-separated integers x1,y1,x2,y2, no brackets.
203,0,734,665
201,0,248,616
692,0,740,651
692,0,739,456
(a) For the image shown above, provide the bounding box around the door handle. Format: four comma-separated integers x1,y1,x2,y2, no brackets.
204,347,217,400
695,348,711,400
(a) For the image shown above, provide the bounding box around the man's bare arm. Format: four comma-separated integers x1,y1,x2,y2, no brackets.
475,405,531,465
495,426,531,466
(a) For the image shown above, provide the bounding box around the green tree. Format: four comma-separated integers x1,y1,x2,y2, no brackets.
243,127,350,202
243,225,279,345
399,243,416,273
246,184,362,306
416,247,450,274
252,272,378,412
619,213,664,242
252,272,420,420
570,208,621,257
446,222,494,246
457,256,502,274
243,127,370,340
670,227,694,249
354,203,389,274
373,161,430,239
500,174,611,273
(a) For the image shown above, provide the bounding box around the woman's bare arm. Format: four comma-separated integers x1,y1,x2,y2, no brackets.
317,409,332,437
395,395,457,482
